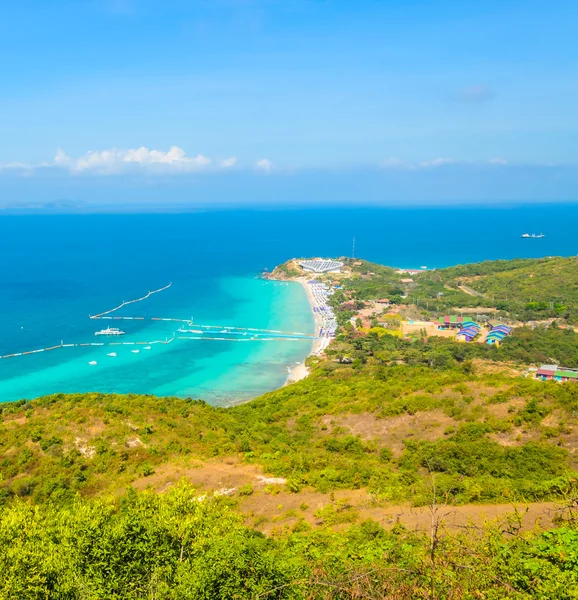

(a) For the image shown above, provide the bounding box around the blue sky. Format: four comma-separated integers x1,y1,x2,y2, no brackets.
1,0,577,207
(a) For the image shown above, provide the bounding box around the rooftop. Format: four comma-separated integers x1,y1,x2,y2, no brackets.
299,259,344,274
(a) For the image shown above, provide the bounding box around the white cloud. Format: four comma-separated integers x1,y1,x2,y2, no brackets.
220,156,238,168
55,146,212,174
418,157,456,168
255,158,273,172
0,161,34,172
0,146,233,175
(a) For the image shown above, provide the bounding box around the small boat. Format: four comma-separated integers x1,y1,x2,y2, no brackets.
144,346,151,350
95,327,125,336
88,360,97,365
131,349,140,354
107,352,117,357
521,233,545,239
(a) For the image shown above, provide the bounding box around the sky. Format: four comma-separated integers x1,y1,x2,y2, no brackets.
1,0,577,208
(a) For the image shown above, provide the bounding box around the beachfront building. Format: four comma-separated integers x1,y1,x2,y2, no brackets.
536,365,578,383
299,259,344,274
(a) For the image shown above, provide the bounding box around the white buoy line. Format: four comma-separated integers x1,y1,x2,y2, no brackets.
1,282,317,361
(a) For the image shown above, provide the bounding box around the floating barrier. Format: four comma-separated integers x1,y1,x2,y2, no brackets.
92,313,315,337
90,283,172,319
178,336,306,343
0,330,311,360
2,279,317,362
0,337,175,360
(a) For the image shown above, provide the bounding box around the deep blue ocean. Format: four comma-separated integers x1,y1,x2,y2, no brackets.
0,205,576,404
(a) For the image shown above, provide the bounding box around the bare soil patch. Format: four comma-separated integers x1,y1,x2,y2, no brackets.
320,410,455,455
239,486,558,535
131,458,267,493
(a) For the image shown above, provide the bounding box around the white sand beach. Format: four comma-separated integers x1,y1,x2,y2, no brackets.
284,278,334,385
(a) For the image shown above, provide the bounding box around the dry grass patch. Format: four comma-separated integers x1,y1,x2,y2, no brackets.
238,486,557,535
319,410,457,456
131,457,266,494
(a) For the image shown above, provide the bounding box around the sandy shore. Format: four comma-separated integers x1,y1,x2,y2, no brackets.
284,279,331,386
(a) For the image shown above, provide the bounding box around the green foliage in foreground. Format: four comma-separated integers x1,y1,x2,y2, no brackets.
2,482,578,599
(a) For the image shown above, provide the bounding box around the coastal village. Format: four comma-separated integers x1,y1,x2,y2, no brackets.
266,256,578,383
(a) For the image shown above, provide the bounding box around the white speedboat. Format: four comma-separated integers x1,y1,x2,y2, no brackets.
95,327,125,336
131,349,139,353
107,352,117,357
88,360,97,365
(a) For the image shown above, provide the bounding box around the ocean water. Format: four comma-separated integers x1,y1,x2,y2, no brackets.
0,205,577,404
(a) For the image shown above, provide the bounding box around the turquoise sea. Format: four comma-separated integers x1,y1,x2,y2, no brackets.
0,205,577,404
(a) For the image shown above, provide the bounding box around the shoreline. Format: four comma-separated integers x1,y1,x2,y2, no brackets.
284,278,332,386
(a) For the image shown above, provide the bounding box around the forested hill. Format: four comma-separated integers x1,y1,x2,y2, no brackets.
423,256,578,305
334,255,578,323
3,339,578,507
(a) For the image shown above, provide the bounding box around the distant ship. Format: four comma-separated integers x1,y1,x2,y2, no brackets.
521,233,544,239
95,327,125,336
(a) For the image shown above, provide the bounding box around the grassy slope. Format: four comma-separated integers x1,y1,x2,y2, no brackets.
3,358,578,507
336,256,578,323
465,257,578,304
417,256,578,313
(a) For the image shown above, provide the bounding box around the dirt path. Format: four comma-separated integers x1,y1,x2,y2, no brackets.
239,488,558,534
130,458,562,536
458,284,484,298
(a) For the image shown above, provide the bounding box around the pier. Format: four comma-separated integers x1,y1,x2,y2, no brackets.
0,282,321,361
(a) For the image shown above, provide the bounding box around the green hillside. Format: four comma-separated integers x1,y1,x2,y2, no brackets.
414,256,578,321
3,339,578,507
463,256,578,303
3,356,578,598
4,255,578,598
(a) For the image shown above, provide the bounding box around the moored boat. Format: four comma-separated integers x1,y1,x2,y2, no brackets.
95,327,125,336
